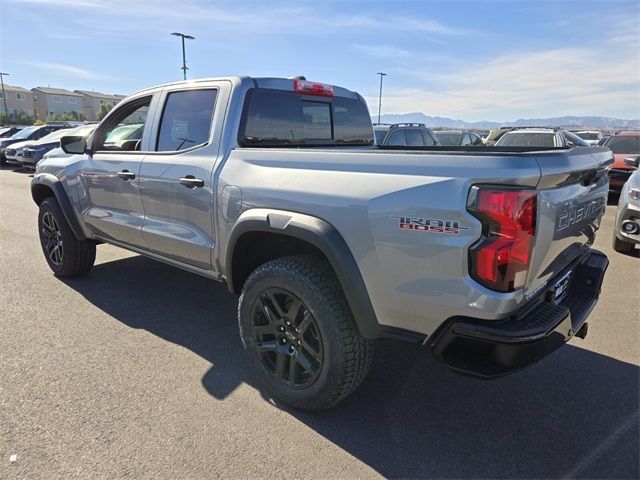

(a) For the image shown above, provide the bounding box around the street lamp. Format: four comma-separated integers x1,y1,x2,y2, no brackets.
0,72,9,121
376,72,386,125
171,32,195,80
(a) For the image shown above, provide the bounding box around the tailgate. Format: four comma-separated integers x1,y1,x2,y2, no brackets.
525,147,613,296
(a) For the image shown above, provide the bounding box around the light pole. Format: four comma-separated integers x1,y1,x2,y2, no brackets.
376,72,386,125
171,32,195,80
0,72,9,121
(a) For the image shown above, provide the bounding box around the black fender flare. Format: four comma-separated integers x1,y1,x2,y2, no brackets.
226,210,424,342
31,174,87,241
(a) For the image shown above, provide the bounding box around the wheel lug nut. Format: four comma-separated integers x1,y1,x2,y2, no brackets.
278,326,285,332
289,345,295,352
286,321,291,326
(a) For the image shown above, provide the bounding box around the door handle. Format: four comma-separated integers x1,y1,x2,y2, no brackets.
179,176,205,188
117,170,136,180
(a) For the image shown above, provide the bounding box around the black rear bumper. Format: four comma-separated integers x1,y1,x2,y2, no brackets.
431,249,608,378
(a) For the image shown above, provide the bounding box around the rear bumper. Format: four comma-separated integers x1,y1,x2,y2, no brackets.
431,249,608,378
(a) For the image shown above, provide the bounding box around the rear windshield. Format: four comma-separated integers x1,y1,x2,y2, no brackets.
498,132,555,148
239,89,373,147
605,136,640,154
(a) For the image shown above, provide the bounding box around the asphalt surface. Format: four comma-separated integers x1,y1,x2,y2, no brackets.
1,166,639,479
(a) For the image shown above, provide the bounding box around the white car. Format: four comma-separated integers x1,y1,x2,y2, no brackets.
573,130,603,146
3,139,35,164
496,128,589,148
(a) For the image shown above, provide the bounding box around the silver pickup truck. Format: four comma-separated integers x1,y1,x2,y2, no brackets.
32,76,612,410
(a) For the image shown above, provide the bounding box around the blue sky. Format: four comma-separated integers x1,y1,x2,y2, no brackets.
1,0,639,122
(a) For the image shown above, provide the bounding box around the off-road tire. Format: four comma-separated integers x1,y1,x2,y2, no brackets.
613,234,635,254
38,197,96,277
238,254,373,410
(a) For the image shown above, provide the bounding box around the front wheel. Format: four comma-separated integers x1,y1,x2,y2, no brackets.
38,197,96,277
238,255,373,410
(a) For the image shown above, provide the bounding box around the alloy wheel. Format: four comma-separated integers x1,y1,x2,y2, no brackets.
41,211,63,266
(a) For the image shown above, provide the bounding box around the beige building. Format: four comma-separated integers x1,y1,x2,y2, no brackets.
75,90,126,120
32,87,83,120
0,84,36,119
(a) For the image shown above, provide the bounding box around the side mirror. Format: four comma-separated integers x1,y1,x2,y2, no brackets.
60,135,87,155
624,156,640,168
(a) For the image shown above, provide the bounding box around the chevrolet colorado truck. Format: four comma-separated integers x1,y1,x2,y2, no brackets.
32,76,611,410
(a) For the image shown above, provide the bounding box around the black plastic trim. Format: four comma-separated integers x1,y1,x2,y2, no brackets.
226,216,424,342
431,248,608,378
31,177,87,241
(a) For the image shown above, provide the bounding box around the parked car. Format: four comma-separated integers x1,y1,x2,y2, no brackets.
33,76,610,410
483,126,514,146
612,156,640,253
573,130,602,146
0,126,24,138
22,126,91,169
377,123,440,146
0,124,71,165
602,131,640,193
495,128,589,148
434,130,483,146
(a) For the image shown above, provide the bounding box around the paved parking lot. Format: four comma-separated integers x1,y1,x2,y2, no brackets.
1,166,638,479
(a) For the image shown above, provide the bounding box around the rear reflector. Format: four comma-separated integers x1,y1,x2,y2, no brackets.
467,187,537,292
293,80,334,97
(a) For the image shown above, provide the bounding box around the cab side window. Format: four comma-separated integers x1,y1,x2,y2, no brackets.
404,129,424,146
156,89,217,152
93,96,152,152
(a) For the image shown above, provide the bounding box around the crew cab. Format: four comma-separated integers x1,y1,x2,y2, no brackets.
31,76,611,410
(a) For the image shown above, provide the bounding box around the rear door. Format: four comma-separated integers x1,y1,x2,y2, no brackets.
138,81,229,270
78,94,155,246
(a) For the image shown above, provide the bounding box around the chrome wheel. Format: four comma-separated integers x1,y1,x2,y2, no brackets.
41,211,63,266
251,288,324,389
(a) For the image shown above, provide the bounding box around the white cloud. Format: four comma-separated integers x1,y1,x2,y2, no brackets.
22,61,112,81
352,45,412,59
366,41,640,121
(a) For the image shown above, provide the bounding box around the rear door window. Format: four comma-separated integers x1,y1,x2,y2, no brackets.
157,89,217,151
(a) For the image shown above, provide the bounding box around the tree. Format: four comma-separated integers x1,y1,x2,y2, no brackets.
97,103,113,121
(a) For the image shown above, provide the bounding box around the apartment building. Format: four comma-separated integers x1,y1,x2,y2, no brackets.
74,90,125,120
32,87,83,119
0,84,36,119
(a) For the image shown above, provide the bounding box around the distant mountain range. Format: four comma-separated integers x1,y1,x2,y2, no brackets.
374,113,640,130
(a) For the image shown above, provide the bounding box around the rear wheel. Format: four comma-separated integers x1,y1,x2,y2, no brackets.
38,197,96,277
238,255,373,410
613,234,635,254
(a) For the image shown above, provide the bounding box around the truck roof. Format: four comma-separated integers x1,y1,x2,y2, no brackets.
128,76,361,100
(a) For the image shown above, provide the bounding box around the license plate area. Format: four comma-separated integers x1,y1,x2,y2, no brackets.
552,270,572,304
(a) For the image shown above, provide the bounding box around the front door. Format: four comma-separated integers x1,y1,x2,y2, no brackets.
77,95,153,247
138,87,220,270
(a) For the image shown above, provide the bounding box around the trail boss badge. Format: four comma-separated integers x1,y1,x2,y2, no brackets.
391,216,470,235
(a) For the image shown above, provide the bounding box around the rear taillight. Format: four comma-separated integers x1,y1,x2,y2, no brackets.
467,186,537,292
293,80,334,97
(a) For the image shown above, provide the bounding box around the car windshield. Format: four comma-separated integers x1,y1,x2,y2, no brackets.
105,124,143,143
67,125,97,138
575,132,599,141
435,132,462,146
374,130,387,145
605,136,640,154
37,128,75,143
497,132,556,148
11,126,40,139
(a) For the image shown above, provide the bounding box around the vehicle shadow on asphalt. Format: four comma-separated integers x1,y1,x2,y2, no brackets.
62,255,640,480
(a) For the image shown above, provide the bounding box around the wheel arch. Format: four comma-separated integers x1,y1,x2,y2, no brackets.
226,209,423,342
31,174,87,241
